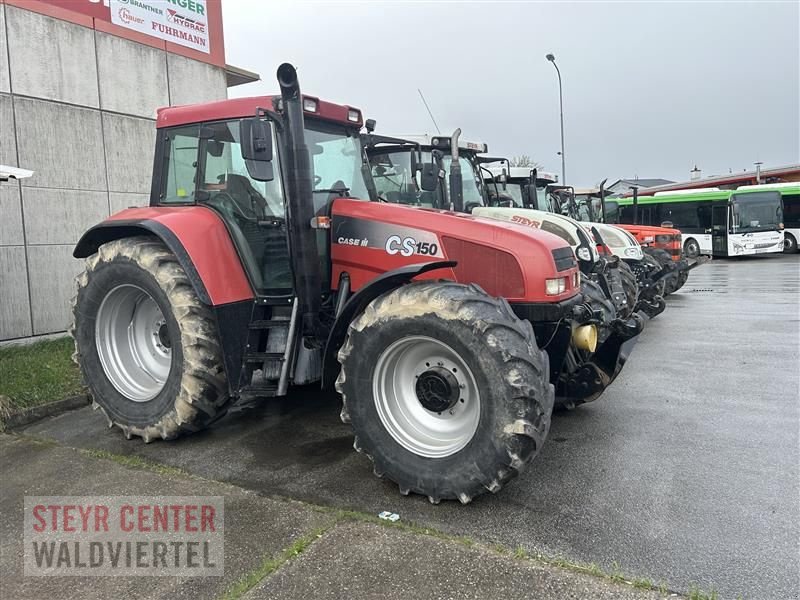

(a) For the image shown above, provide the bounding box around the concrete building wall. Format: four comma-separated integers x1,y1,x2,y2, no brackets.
0,3,228,340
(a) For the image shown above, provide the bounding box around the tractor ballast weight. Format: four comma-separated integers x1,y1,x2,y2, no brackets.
71,63,596,503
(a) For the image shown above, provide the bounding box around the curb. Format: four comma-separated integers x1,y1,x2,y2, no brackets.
5,394,91,430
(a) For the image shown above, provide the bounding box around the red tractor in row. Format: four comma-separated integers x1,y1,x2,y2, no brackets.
71,64,633,503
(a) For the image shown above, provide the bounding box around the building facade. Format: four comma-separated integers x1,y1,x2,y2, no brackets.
0,0,255,341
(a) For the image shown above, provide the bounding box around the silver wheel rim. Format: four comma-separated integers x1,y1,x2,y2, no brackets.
373,336,480,458
95,284,172,402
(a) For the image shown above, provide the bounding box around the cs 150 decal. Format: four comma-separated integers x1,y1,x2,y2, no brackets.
332,216,445,258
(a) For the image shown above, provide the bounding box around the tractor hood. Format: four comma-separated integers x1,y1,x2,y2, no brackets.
471,206,599,264
330,199,580,304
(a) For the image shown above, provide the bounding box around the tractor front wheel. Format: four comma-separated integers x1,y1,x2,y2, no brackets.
336,281,553,504
70,236,229,442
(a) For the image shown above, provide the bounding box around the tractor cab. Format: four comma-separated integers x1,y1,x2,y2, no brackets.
153,94,369,296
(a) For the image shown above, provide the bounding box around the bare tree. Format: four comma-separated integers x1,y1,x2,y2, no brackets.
509,155,541,168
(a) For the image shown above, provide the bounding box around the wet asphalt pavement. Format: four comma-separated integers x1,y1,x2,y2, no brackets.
25,254,800,599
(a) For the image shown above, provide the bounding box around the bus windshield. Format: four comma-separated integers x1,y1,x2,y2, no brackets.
731,191,782,233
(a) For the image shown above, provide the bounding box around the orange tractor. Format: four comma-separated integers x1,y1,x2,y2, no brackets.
71,64,635,503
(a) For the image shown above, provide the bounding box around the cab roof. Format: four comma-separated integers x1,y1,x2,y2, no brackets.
391,134,488,154
156,95,363,129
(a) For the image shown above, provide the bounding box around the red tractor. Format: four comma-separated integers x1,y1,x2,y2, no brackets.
72,64,623,503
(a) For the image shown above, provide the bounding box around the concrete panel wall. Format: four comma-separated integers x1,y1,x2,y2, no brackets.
168,54,227,106
96,32,168,119
22,188,109,245
109,192,148,215
0,246,32,339
0,93,16,168
0,5,10,94
15,98,106,191
5,6,99,107
103,113,156,194
26,245,83,335
0,183,24,246
1,6,230,340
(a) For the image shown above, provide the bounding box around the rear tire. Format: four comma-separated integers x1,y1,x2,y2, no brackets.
336,281,553,504
784,232,798,254
684,238,700,258
70,236,229,442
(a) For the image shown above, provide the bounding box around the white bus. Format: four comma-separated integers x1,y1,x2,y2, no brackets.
614,188,784,257
736,182,800,254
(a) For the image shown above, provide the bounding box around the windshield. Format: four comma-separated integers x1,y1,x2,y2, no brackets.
486,181,524,207
306,125,370,202
368,149,438,207
731,191,782,233
442,155,486,208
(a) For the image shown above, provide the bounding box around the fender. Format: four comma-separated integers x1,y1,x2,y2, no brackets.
73,206,254,306
320,260,457,389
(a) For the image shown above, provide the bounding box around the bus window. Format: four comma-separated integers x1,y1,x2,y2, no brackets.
661,201,701,231
783,193,800,228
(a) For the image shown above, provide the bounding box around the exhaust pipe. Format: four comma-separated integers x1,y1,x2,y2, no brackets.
449,128,463,212
277,63,322,340
598,177,607,223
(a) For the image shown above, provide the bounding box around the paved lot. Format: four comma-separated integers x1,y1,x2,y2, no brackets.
24,254,800,599
2,435,664,600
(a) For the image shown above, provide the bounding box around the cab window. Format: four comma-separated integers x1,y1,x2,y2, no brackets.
160,125,200,203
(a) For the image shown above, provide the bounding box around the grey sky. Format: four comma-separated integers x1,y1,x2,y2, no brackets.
222,1,799,187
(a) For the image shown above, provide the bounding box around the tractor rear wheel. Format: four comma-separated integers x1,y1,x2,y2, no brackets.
336,281,553,504
70,236,229,442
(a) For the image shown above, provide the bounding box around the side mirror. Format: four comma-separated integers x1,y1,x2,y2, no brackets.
499,170,507,190
240,118,274,181
522,184,536,209
419,163,441,192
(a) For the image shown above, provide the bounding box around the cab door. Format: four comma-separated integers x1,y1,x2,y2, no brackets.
711,203,729,256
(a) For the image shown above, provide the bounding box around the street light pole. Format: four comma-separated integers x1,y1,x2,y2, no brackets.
546,53,566,185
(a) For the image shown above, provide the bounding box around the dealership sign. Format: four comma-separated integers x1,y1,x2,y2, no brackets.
110,0,210,54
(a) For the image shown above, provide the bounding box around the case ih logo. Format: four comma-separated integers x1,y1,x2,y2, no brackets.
166,9,206,33
118,7,143,25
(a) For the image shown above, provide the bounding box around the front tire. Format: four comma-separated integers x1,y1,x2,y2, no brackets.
336,281,553,504
616,260,639,319
70,236,229,442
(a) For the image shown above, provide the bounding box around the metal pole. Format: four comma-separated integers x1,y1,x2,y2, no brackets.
547,54,566,185
555,64,565,186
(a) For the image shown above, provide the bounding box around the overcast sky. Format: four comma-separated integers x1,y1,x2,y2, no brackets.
222,1,799,187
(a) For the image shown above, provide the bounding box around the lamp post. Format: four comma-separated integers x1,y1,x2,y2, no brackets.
546,53,566,185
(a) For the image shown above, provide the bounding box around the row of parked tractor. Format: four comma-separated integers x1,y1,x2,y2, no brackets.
67,63,708,505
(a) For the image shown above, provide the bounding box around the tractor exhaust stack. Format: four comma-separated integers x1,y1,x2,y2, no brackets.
277,63,322,341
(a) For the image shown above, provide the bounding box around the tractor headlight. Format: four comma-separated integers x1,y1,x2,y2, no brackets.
624,247,640,258
545,276,567,296
576,247,592,261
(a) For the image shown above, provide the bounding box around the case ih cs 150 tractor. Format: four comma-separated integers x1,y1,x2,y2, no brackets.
74,64,624,504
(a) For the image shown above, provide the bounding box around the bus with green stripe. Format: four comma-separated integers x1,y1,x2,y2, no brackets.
735,183,800,254
609,187,784,257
